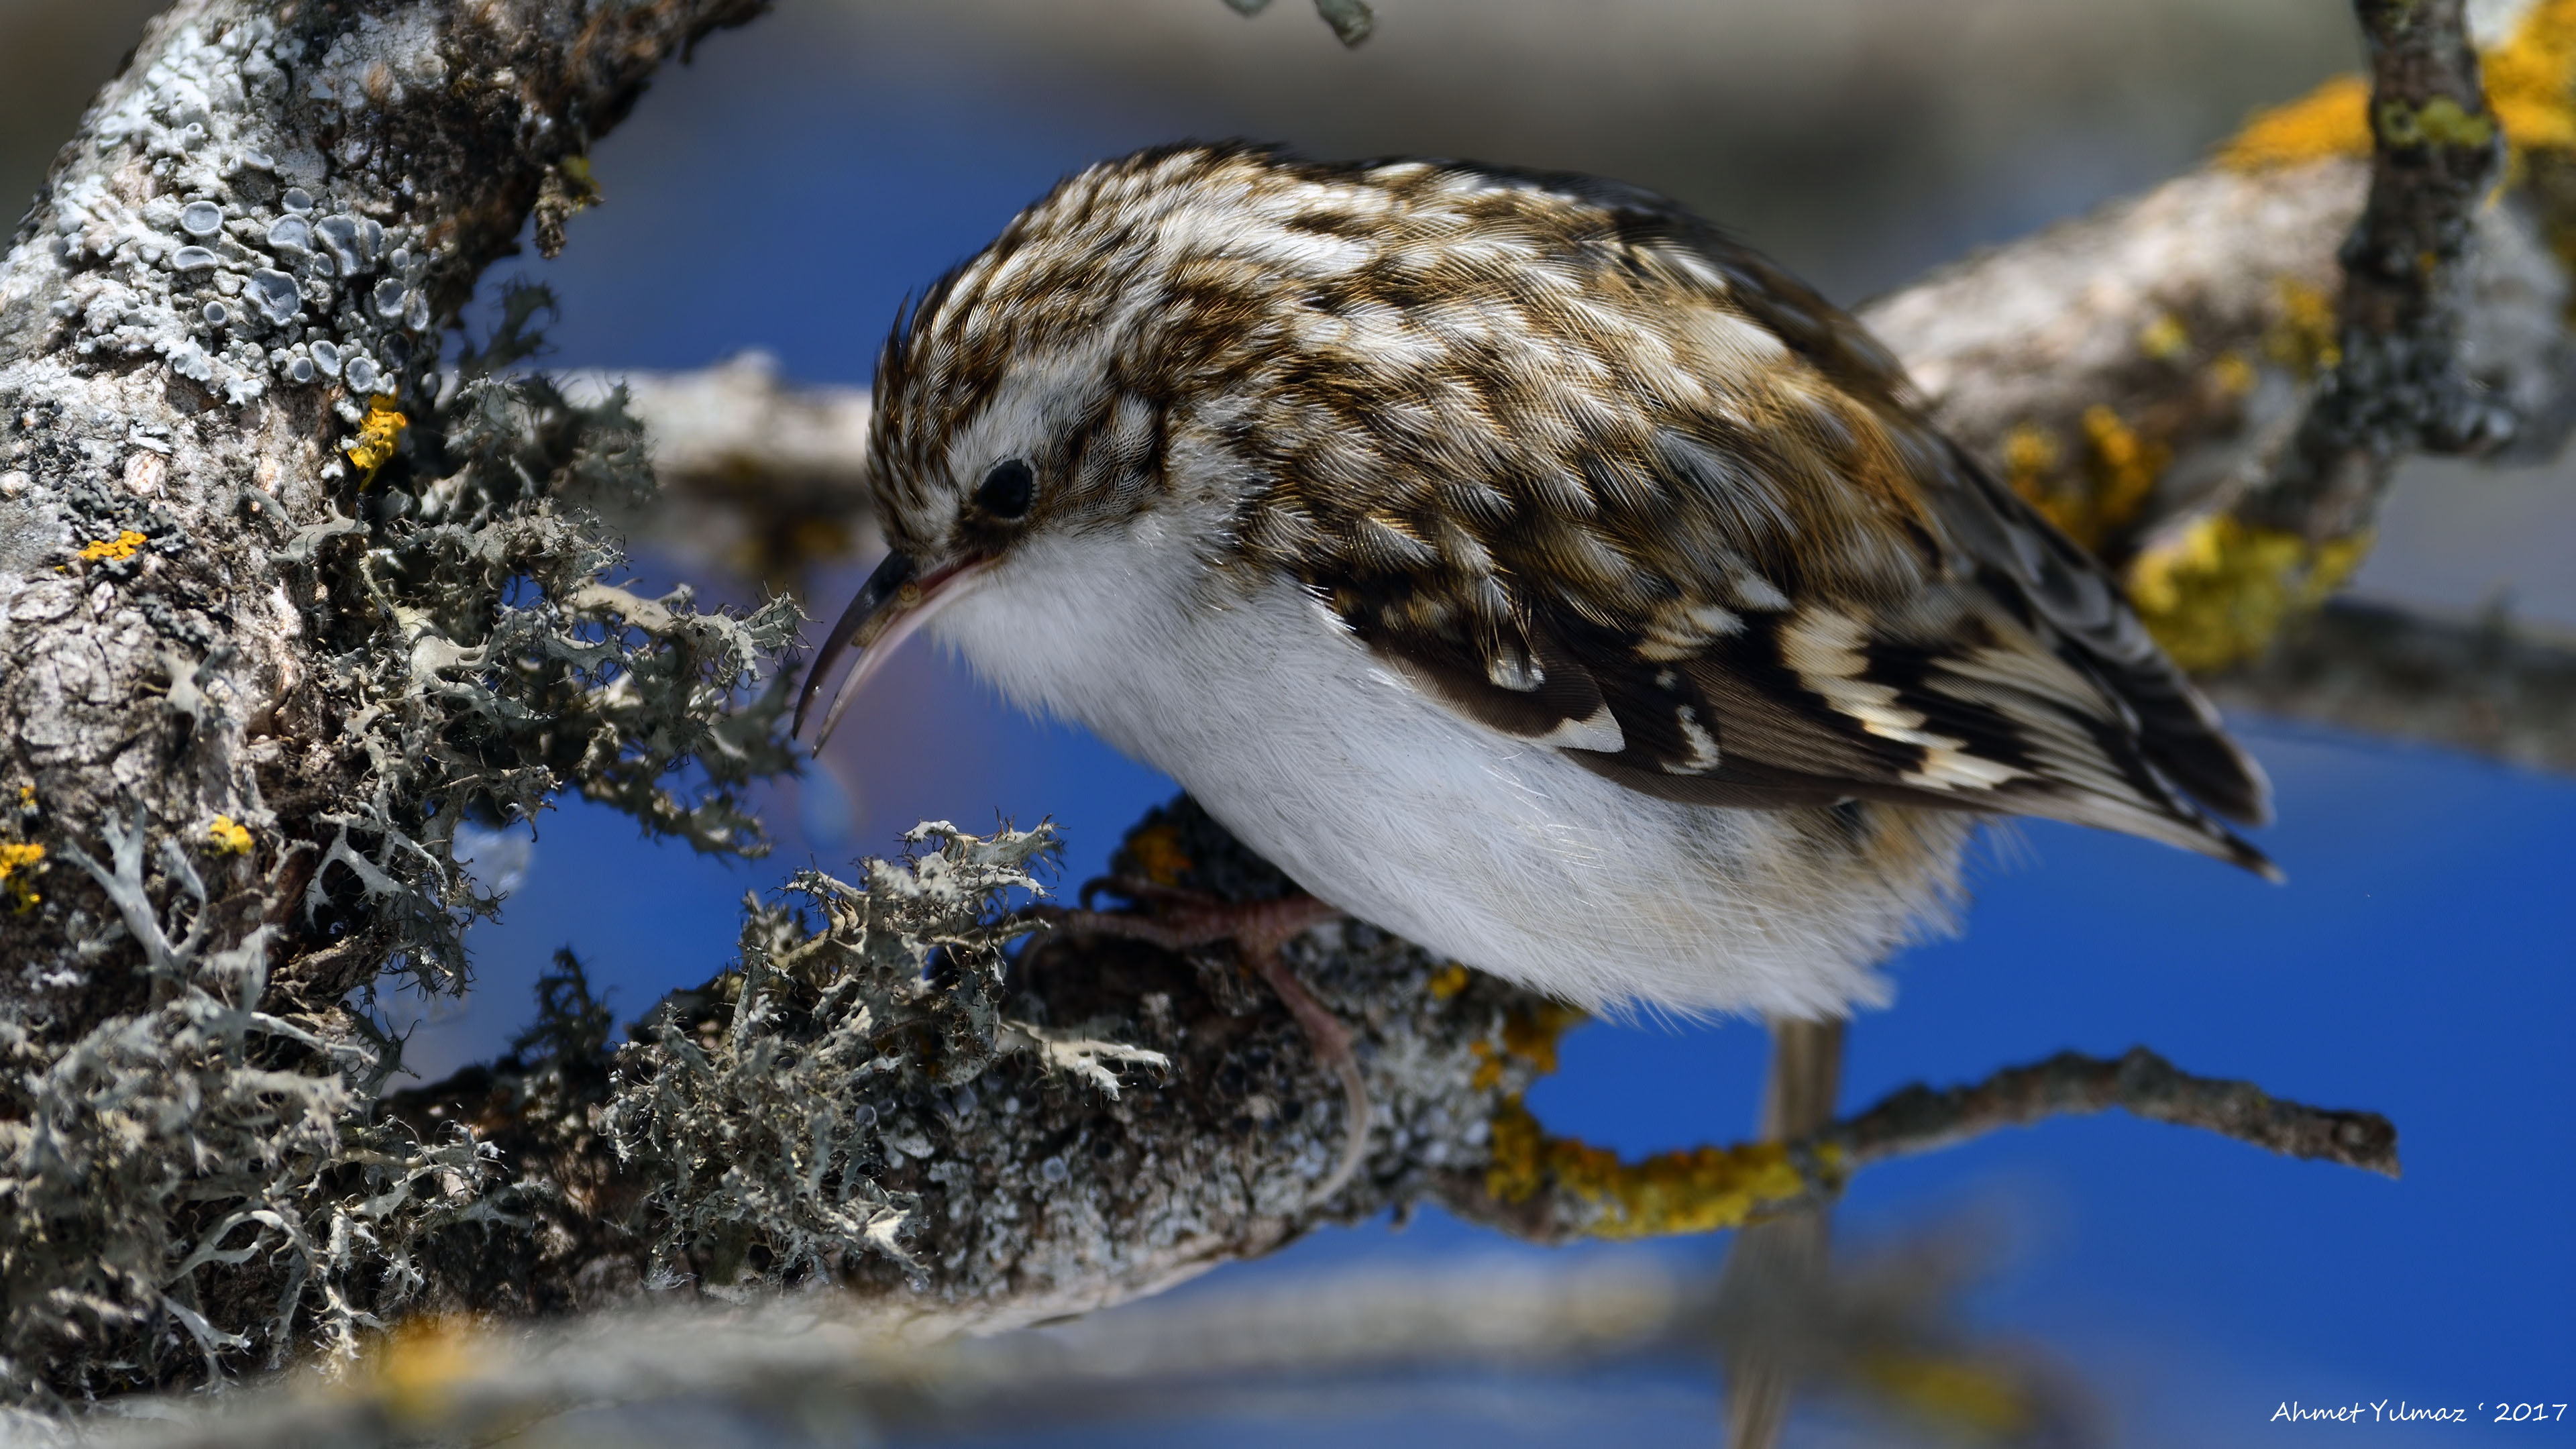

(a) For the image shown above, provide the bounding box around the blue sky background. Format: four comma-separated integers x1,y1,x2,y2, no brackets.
388,7,2576,1443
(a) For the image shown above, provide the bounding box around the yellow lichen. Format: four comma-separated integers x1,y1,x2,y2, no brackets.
2012,407,2169,551
2376,95,2498,150
2137,311,2191,364
2000,423,2059,500
2488,0,2576,155
1474,991,1825,1239
2079,404,2167,543
75,530,148,564
2002,407,2169,552
370,1315,483,1428
1856,1350,2034,1438
1119,821,1193,888
1425,962,1471,1000
557,154,602,205
2267,278,2343,378
2208,349,2258,398
205,816,254,856
345,394,409,484
1501,999,1583,1075
2002,422,2086,539
1485,1095,1828,1239
2127,514,2373,672
2218,73,2371,171
2221,1,2576,173
1,841,44,914
1468,998,1584,1090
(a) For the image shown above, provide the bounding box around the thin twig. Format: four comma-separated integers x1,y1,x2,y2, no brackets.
1821,1045,2401,1179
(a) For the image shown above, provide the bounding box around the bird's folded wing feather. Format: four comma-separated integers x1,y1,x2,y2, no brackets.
1271,189,2273,875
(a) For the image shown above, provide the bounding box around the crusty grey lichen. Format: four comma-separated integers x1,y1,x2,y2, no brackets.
30,14,447,417
0,0,788,1403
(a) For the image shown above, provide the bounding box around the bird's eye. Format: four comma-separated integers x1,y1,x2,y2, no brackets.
975,458,1036,520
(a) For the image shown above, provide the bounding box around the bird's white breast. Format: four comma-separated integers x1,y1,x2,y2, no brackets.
929,516,1968,1019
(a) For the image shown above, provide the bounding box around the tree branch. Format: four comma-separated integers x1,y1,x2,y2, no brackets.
0,0,786,1403
1827,1044,2399,1179
94,1248,2095,1449
95,1029,2376,1447
566,355,877,590
347,806,2392,1352
2203,596,2576,775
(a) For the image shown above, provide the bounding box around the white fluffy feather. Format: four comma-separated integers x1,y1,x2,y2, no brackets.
928,511,1970,1019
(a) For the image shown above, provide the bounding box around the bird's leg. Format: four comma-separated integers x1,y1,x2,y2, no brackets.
1721,1015,1846,1449
1033,883,1371,1203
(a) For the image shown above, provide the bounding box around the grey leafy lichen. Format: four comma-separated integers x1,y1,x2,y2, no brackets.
1,808,508,1401
607,823,1085,1293
0,286,798,1402
270,278,800,994
0,0,782,1408
372,802,1576,1344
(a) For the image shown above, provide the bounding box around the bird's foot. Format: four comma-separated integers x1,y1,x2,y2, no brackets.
1034,881,1370,1203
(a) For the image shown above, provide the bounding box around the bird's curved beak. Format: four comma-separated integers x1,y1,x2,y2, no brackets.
794,549,991,749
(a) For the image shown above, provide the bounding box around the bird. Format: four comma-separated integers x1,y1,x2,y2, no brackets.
797,141,2275,1025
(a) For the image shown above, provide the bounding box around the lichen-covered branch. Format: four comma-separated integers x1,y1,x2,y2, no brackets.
2247,0,2510,541
0,0,785,1406
1865,0,2576,675
57,806,2376,1448
380,804,1571,1340
333,808,2391,1346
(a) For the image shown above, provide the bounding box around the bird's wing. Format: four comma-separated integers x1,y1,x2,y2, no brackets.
1262,175,2273,875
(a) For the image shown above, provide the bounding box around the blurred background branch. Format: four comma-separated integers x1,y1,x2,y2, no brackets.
89,1247,2090,1449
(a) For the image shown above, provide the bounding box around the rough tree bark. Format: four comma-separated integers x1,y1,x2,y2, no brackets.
0,0,790,1405
0,0,2556,1427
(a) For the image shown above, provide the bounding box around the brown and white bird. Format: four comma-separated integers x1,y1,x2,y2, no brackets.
799,142,2273,1020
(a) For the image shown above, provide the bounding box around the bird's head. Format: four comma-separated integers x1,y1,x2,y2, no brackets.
794,141,1398,745
792,154,1205,746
